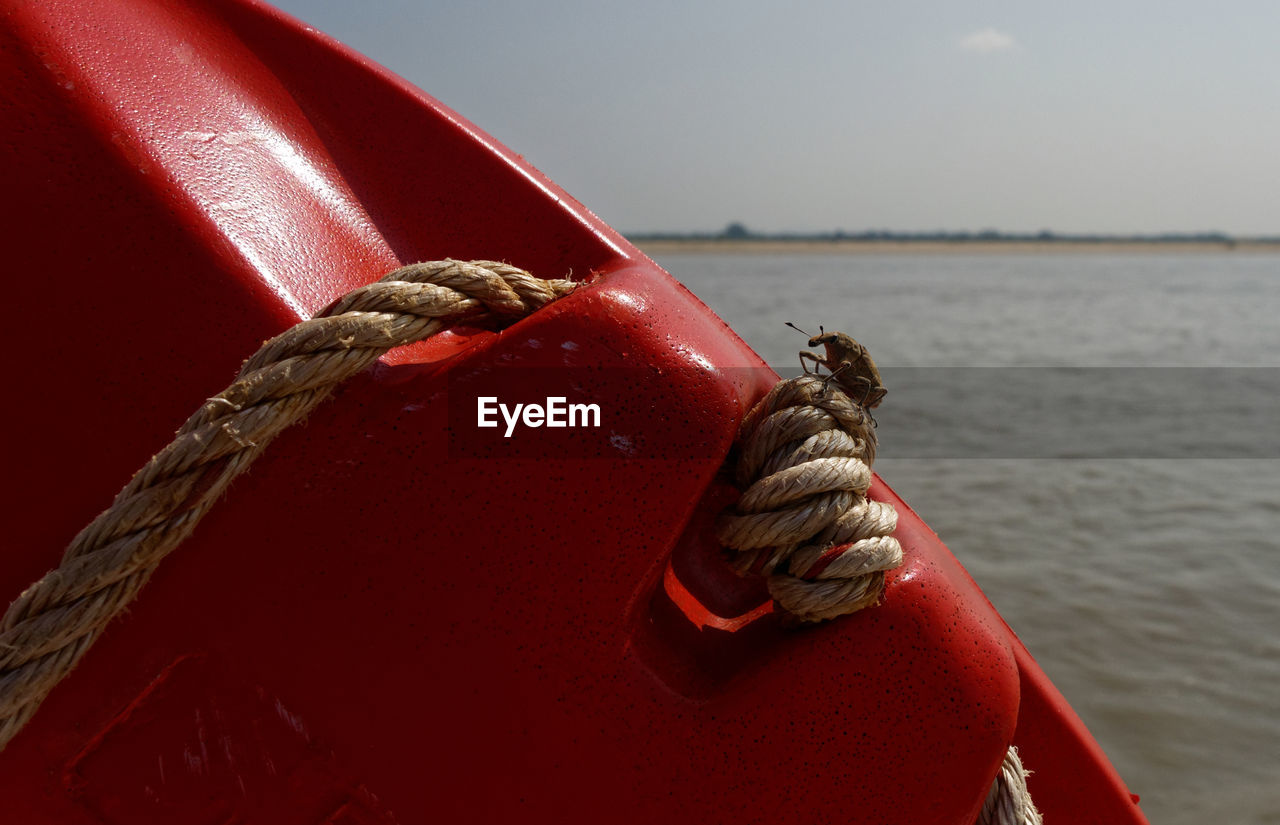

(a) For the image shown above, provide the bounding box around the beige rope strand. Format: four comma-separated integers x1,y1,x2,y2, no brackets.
0,260,575,752
979,747,1044,825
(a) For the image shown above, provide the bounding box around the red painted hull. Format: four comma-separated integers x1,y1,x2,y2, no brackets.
0,1,1146,822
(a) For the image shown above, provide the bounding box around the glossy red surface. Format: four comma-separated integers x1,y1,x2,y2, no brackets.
0,1,1147,822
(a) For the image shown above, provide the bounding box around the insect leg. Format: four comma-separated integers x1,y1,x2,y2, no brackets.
821,361,849,393
851,379,882,428
798,351,823,376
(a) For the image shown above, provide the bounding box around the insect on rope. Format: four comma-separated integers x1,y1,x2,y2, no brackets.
785,322,887,421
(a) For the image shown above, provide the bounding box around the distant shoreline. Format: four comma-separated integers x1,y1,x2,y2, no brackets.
634,238,1280,255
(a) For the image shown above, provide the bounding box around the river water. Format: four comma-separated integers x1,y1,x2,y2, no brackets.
649,250,1280,825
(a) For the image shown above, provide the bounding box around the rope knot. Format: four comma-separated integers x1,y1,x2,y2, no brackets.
716,375,903,623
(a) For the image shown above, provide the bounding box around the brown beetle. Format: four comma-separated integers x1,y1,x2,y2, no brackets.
786,322,887,410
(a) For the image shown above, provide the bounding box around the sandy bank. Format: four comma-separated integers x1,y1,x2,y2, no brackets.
635,239,1280,256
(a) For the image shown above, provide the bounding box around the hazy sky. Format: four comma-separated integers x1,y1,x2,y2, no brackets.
269,0,1280,235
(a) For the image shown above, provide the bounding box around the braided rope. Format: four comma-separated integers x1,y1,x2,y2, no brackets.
716,375,902,622
979,747,1044,825
0,260,574,752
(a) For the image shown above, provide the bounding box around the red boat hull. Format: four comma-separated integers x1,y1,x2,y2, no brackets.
0,1,1146,822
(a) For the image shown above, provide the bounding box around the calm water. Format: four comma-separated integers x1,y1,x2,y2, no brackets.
650,251,1280,825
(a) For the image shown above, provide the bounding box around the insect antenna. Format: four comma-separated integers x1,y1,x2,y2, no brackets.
785,321,812,336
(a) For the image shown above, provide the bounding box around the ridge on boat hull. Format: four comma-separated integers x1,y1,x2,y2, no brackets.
0,1,1147,822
